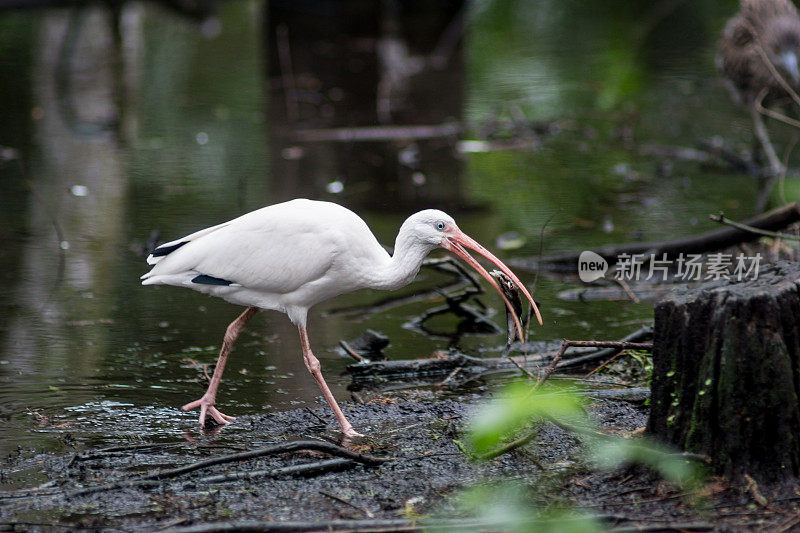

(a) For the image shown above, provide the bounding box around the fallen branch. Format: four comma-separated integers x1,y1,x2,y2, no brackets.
558,283,676,302
139,440,388,481
67,441,184,466
639,142,711,162
0,440,389,505
555,329,654,371
610,523,712,532
156,514,630,533
539,340,653,385
585,387,650,402
292,122,461,143
516,202,800,271
347,351,547,381
696,138,760,174
198,458,355,484
348,326,653,383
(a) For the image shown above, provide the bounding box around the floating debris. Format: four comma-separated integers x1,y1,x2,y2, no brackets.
326,180,344,194
70,185,89,197
496,231,525,250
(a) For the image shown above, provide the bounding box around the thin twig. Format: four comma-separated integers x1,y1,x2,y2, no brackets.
585,347,642,378
338,340,367,362
614,278,640,303
539,340,654,386
436,366,463,387
504,354,537,380
304,407,329,425
319,490,375,518
755,89,800,128
181,358,212,381
709,211,800,241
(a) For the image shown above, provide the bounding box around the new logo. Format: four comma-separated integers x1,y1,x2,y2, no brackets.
578,251,608,283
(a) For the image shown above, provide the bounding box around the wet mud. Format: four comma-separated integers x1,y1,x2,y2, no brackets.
1,389,797,532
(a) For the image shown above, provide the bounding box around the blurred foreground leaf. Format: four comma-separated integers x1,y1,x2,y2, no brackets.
468,381,702,487
429,483,604,533
469,382,588,454
589,437,702,487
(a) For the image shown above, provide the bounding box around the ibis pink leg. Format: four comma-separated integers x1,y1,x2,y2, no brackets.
182,306,259,426
298,325,363,438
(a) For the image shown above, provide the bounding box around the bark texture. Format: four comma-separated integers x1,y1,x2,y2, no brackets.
647,261,800,481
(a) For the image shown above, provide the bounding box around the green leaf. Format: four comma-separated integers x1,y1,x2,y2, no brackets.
469,382,588,454
589,437,700,486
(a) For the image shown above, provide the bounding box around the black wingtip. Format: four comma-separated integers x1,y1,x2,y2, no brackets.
151,241,188,257
192,274,235,286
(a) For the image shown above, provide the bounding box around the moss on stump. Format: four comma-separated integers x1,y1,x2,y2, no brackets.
647,261,800,481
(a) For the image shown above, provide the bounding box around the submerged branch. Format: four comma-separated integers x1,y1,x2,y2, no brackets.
347,326,654,383
709,211,800,242
292,122,461,143
518,202,800,271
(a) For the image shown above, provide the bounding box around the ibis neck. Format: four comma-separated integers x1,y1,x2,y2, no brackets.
367,231,434,291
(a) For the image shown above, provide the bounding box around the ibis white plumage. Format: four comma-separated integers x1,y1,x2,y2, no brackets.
142,199,542,438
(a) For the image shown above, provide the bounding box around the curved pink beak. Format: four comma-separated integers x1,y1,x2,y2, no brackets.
441,228,543,342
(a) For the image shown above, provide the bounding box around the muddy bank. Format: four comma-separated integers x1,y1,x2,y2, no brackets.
1,390,797,531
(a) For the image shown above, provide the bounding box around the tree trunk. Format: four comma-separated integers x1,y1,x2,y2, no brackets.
647,261,800,481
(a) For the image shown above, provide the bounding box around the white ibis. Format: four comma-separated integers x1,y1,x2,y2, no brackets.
142,199,542,438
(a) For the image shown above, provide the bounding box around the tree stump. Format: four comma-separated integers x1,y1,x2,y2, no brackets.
647,261,800,481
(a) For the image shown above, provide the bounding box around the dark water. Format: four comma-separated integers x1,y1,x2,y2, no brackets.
0,1,791,460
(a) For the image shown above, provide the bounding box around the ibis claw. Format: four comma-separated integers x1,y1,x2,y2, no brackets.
182,395,235,427
341,424,365,439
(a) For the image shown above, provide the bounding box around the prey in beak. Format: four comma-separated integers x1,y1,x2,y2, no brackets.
491,269,536,346
440,225,543,342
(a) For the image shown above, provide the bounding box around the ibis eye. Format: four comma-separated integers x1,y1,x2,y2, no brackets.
436,221,445,231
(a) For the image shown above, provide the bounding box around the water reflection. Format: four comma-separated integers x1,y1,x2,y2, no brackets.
266,0,468,210
0,0,791,460
2,6,132,431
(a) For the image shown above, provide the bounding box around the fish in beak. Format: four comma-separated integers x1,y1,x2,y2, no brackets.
441,227,543,342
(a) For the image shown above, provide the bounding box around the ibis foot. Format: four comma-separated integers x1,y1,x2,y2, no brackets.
182,395,235,427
